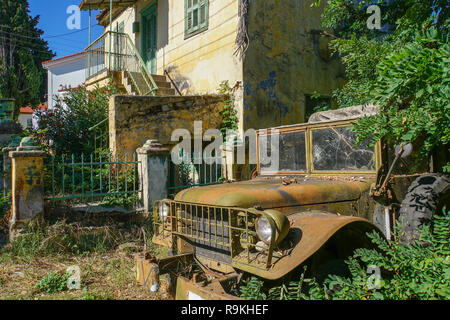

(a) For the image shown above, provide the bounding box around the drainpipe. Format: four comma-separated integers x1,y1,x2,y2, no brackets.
109,0,112,70
88,7,92,45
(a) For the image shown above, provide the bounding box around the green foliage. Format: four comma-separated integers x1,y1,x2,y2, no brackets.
217,81,239,138
267,266,324,300
102,194,140,210
239,266,326,300
0,192,11,220
352,32,450,160
315,210,450,300
239,210,450,300
316,0,449,170
80,287,113,300
239,276,267,300
33,83,116,155
34,271,70,294
0,0,54,113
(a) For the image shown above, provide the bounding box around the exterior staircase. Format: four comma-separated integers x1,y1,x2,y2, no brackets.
86,31,177,97
122,72,175,96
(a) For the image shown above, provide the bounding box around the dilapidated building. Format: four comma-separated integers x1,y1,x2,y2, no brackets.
79,0,344,154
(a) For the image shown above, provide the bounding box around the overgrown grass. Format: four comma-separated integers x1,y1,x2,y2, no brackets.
3,218,153,258
239,209,450,300
0,215,167,300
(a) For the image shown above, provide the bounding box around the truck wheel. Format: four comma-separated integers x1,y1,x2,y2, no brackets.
398,173,450,244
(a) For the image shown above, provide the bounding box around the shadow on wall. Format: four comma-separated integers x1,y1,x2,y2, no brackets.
165,65,191,95
157,0,169,49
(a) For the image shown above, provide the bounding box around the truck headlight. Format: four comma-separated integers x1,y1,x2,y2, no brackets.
256,216,273,244
158,202,169,221
256,210,290,246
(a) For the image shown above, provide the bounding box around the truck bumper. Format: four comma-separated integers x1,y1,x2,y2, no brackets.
175,275,241,300
135,253,240,300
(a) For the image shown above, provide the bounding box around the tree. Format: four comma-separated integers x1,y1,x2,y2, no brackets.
313,0,449,170
0,0,54,117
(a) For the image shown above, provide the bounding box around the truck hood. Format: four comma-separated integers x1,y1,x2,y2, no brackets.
174,178,373,209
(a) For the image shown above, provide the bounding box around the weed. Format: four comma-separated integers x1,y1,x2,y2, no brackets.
239,209,450,300
35,271,70,294
80,287,113,300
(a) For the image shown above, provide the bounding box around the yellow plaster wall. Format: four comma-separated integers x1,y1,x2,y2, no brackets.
104,0,244,132
104,0,243,97
98,0,344,136
242,0,345,131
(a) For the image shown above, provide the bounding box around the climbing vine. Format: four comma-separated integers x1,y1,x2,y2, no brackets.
217,80,239,139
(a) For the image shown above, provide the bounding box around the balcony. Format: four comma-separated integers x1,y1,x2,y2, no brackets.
86,31,159,96
79,0,137,10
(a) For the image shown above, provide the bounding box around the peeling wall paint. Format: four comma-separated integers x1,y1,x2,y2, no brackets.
243,0,344,131
109,95,225,156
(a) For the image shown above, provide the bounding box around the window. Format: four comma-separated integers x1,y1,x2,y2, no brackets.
259,131,307,173
185,0,209,38
311,126,376,172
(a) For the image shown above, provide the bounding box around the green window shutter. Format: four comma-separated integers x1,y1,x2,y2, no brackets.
185,0,209,38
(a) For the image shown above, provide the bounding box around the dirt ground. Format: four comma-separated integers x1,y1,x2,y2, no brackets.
0,217,172,300
0,252,170,300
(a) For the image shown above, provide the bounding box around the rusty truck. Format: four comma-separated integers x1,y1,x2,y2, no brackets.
139,104,449,300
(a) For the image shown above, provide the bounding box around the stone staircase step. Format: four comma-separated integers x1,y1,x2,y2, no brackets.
155,81,172,88
122,71,175,96
150,74,167,82
157,87,176,96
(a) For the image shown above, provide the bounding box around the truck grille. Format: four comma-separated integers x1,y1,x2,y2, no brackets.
168,202,233,264
154,200,275,270
174,203,231,246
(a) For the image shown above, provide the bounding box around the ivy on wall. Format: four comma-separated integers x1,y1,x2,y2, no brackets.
217,80,239,139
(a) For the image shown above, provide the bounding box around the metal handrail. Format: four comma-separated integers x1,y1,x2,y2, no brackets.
86,31,158,95
88,118,108,131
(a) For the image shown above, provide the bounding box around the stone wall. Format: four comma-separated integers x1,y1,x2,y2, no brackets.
108,95,225,156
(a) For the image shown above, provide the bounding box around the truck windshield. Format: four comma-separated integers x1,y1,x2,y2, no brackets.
311,126,376,171
259,131,307,173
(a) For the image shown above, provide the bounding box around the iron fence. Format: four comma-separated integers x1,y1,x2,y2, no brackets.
45,153,141,206
167,152,224,198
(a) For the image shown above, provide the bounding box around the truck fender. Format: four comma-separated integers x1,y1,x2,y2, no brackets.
235,211,380,280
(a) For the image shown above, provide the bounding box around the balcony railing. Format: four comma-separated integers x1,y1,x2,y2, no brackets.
86,31,158,96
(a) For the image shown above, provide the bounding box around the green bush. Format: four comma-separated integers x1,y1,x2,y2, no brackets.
239,210,450,300
34,271,70,294
33,82,116,155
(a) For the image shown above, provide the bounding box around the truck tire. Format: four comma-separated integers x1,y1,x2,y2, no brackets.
398,173,450,244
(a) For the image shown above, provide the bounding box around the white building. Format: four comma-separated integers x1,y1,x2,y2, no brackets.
42,51,87,109
18,104,47,129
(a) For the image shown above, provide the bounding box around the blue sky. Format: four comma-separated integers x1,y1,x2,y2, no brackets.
29,0,104,59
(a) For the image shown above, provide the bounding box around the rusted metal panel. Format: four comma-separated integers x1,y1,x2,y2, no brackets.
175,275,241,300
175,179,372,209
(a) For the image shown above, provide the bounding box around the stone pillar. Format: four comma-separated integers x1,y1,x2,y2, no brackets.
1,136,22,196
2,147,15,196
220,139,245,182
137,140,170,214
9,137,45,240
